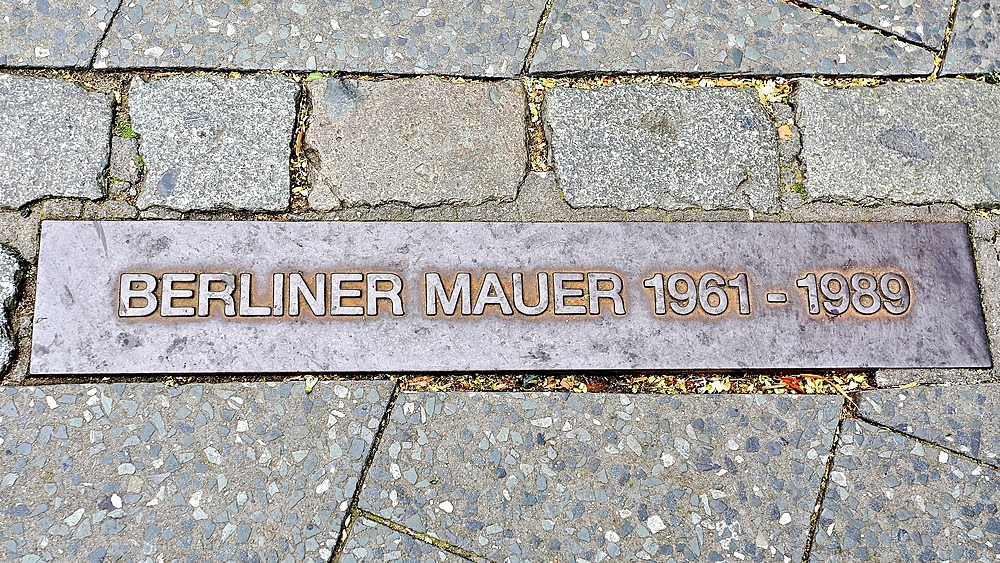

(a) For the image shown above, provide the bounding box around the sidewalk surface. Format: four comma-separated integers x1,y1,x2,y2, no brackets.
2,0,1000,561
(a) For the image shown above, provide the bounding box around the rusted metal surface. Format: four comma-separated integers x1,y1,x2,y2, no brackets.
30,221,990,374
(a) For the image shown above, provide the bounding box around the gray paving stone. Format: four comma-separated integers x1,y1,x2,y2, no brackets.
812,419,1000,561
130,74,297,212
93,0,546,76
859,385,1000,468
306,77,526,210
800,0,952,49
341,517,471,562
360,392,844,562
795,79,1000,208
943,0,999,73
0,381,394,562
0,245,21,376
0,0,119,67
545,84,779,213
0,75,111,209
530,0,936,74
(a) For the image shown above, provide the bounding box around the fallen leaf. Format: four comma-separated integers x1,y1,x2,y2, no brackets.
780,376,805,393
716,78,738,87
587,380,608,392
408,376,432,390
560,376,577,390
777,124,793,140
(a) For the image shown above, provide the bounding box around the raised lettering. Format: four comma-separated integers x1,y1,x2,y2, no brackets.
367,273,404,316
160,273,196,317
587,272,626,315
425,273,471,316
119,273,157,317
289,273,325,316
553,272,587,315
198,273,236,317
473,272,514,315
330,273,364,316
238,273,271,316
513,272,549,316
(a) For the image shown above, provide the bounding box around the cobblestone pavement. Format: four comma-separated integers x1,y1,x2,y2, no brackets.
3,0,1000,561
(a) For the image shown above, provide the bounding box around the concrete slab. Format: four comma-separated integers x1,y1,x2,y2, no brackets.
30,221,990,374
812,420,1000,561
859,385,1000,468
0,381,394,562
530,0,936,74
0,0,120,67
359,392,843,562
943,0,1000,73
93,0,547,76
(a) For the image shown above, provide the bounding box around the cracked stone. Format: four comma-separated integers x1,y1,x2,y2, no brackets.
545,84,780,213
306,77,526,209
795,79,1000,208
341,517,475,563
943,0,1000,73
0,245,21,376
129,75,298,212
0,75,111,209
0,0,120,67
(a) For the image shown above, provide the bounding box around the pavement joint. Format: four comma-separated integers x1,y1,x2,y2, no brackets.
856,414,1000,472
356,510,488,563
931,0,965,78
521,0,557,77
88,0,124,71
801,408,848,562
781,0,938,55
330,381,402,563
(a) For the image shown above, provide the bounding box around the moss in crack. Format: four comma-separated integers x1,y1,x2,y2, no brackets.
791,182,808,201
114,121,137,139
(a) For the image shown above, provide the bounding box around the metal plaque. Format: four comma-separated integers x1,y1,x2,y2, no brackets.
30,221,990,374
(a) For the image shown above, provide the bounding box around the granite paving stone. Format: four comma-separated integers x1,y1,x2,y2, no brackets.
859,385,1000,468
530,0,936,74
340,516,472,562
544,84,780,213
93,0,546,76
0,381,394,562
0,245,21,377
798,0,952,49
306,77,526,210
360,392,844,562
795,79,1000,208
129,74,298,212
812,419,1000,561
0,74,111,209
943,0,1000,73
0,0,120,67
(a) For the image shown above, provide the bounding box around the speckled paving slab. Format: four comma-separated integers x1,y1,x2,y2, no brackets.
359,393,844,562
797,0,952,49
92,0,547,76
340,516,474,562
0,381,393,562
812,419,1000,561
530,0,936,74
0,0,120,67
859,385,1000,468
942,0,999,73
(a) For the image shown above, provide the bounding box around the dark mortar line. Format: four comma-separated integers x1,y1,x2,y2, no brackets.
855,414,1000,471
328,380,402,563
801,408,847,562
520,0,557,76
357,510,489,563
931,0,963,78
780,0,937,53
88,0,125,70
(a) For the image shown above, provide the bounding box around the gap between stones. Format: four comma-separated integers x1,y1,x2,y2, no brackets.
801,402,849,563
329,380,403,563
